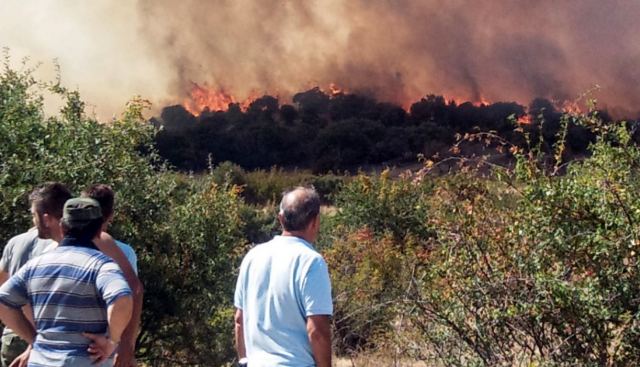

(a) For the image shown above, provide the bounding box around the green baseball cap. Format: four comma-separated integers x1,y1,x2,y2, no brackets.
62,197,103,228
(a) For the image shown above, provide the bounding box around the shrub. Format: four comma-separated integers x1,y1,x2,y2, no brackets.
330,170,434,241
324,228,414,354
211,161,247,187
325,112,640,366
323,170,435,354
241,167,346,205
403,115,640,366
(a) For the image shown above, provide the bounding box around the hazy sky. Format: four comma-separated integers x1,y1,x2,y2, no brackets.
1,1,171,118
2,0,639,119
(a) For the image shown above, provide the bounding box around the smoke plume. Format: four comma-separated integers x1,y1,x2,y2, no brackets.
2,0,639,118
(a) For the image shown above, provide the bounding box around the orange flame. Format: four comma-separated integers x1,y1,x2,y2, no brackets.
560,100,583,115
183,82,258,115
328,83,347,97
517,114,532,124
444,95,492,107
474,96,491,107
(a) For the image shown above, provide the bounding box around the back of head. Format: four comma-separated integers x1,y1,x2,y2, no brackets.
29,182,72,219
279,186,321,232
81,184,114,221
60,198,103,242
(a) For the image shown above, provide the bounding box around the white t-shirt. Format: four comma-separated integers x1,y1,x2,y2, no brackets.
234,235,333,367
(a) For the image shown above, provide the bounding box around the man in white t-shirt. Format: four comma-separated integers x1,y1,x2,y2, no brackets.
81,184,141,367
234,186,333,367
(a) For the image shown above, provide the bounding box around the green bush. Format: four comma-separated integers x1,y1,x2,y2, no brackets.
210,161,247,187
324,228,417,354
330,170,434,241
325,113,640,366
241,167,346,205
323,171,435,354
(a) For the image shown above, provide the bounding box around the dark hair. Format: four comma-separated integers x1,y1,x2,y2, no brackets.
81,184,114,220
29,182,72,219
279,186,320,231
61,217,103,242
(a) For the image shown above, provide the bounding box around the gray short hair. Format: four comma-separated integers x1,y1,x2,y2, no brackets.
279,186,321,231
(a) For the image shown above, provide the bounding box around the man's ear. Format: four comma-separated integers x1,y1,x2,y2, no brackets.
41,213,52,228
308,214,320,231
43,213,62,227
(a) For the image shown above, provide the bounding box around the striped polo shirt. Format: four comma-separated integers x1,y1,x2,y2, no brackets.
0,237,132,367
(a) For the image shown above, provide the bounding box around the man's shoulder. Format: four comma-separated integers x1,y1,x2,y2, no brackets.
6,229,38,248
252,236,324,264
114,240,136,256
50,246,112,265
241,238,276,265
273,235,319,249
1,229,40,271
282,236,323,259
18,247,95,274
113,239,138,274
247,236,279,252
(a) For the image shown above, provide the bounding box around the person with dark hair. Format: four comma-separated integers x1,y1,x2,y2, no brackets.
80,184,141,367
234,186,333,367
0,198,133,366
81,185,137,274
0,182,71,367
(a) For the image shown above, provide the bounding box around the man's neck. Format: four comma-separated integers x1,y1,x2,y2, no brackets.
51,232,63,243
59,236,99,250
281,230,314,244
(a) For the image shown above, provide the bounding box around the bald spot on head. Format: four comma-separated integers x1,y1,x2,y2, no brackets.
279,187,320,232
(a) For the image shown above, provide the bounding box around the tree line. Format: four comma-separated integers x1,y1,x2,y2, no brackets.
153,88,614,172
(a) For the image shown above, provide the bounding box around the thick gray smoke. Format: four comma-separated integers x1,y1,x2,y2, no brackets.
2,0,639,118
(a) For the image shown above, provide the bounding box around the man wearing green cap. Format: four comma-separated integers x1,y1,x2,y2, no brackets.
0,198,133,366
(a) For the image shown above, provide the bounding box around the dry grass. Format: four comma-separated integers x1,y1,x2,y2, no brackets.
335,355,429,367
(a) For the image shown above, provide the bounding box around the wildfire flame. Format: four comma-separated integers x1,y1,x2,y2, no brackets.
560,100,583,115
183,82,258,115
517,114,532,124
474,96,491,107
183,81,589,122
450,95,490,107
328,83,347,96
184,82,353,116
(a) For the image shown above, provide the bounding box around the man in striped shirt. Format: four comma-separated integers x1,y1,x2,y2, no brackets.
0,198,133,366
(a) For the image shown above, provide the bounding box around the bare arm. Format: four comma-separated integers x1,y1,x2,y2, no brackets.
21,303,35,327
95,233,143,366
0,304,36,344
85,295,133,364
107,295,133,343
307,315,331,367
0,271,8,286
234,308,246,359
